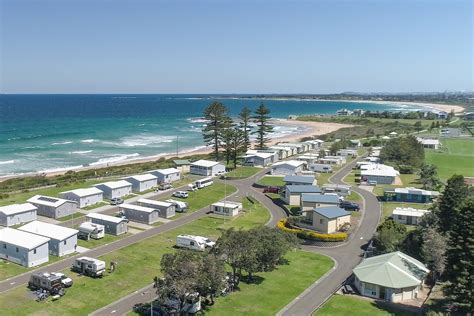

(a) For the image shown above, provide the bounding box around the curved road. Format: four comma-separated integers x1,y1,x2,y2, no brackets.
279,158,381,315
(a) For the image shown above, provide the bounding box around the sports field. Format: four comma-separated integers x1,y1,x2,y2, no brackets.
425,138,474,181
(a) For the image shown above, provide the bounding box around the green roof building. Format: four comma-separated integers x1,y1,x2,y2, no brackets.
353,251,429,303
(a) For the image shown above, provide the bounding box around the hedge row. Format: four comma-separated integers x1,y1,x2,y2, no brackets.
277,219,347,242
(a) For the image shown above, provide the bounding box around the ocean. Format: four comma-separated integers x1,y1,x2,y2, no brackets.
0,94,423,176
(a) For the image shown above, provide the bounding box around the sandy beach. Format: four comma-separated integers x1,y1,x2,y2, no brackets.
319,99,466,113
0,119,351,181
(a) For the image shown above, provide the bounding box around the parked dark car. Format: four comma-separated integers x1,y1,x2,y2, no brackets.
110,198,124,205
263,186,280,194
339,200,360,211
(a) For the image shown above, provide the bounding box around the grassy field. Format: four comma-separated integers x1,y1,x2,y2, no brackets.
425,138,474,181
257,175,285,187
0,196,269,315
0,178,116,207
204,250,334,316
225,166,262,179
171,182,237,212
316,294,416,316
77,233,129,249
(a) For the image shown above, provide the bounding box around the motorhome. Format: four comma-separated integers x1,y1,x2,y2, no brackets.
28,272,65,295
71,257,106,278
176,235,215,251
78,222,105,240
195,177,214,189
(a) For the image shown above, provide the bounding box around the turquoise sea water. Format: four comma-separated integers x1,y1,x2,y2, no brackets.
0,94,423,176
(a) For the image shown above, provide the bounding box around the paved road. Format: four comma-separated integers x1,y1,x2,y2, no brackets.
279,158,381,316
90,168,287,315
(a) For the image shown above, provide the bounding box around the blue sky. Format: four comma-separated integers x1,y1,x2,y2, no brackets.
1,0,472,93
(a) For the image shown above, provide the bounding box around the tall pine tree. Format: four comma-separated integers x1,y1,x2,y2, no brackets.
238,106,252,151
436,175,469,233
445,197,474,312
253,103,273,149
202,102,231,161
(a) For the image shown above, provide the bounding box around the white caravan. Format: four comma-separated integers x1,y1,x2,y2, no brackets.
165,199,189,212
78,222,105,240
176,234,216,251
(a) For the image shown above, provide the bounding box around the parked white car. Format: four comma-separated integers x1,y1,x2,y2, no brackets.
173,191,189,198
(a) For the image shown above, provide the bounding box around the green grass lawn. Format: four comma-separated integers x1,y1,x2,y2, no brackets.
225,166,262,179
170,182,237,212
345,191,362,202
77,233,129,249
204,250,334,316
316,294,416,316
56,212,85,222
425,138,474,181
0,197,270,315
0,179,118,207
257,175,285,187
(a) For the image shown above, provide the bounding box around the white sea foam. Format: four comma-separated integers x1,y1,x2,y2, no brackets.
89,153,140,166
40,165,84,174
80,139,95,143
120,134,175,147
187,117,209,123
51,141,73,146
71,150,93,154
0,160,15,165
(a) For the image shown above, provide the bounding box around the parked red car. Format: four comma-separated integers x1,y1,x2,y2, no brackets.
263,186,280,194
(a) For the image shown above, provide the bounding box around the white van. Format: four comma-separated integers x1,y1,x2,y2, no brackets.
176,235,215,251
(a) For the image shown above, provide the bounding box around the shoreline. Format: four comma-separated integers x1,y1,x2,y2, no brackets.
0,119,351,181
212,96,466,114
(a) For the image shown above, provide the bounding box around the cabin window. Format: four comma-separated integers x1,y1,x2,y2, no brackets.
34,249,37,254
364,283,377,296
3,244,5,249
64,240,67,245
398,215,403,220
319,218,324,224
16,247,19,253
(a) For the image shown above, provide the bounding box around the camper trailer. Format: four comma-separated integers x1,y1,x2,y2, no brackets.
78,222,105,240
28,272,65,295
71,257,106,278
165,199,189,212
176,235,215,251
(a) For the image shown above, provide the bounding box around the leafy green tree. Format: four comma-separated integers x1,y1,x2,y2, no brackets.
421,227,447,283
253,103,273,149
154,251,202,313
375,219,408,253
379,135,425,170
414,121,423,131
418,164,442,190
238,106,252,151
202,102,231,160
445,197,474,312
435,175,469,234
211,228,251,287
197,254,227,305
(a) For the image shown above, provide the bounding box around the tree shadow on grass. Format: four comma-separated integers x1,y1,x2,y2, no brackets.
240,275,265,285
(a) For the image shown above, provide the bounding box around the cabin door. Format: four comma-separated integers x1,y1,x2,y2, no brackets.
407,216,413,225
379,287,386,300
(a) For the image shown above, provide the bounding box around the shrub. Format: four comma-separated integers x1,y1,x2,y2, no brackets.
277,219,347,242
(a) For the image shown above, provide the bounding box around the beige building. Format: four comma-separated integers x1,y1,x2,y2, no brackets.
353,251,429,303
308,206,350,234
